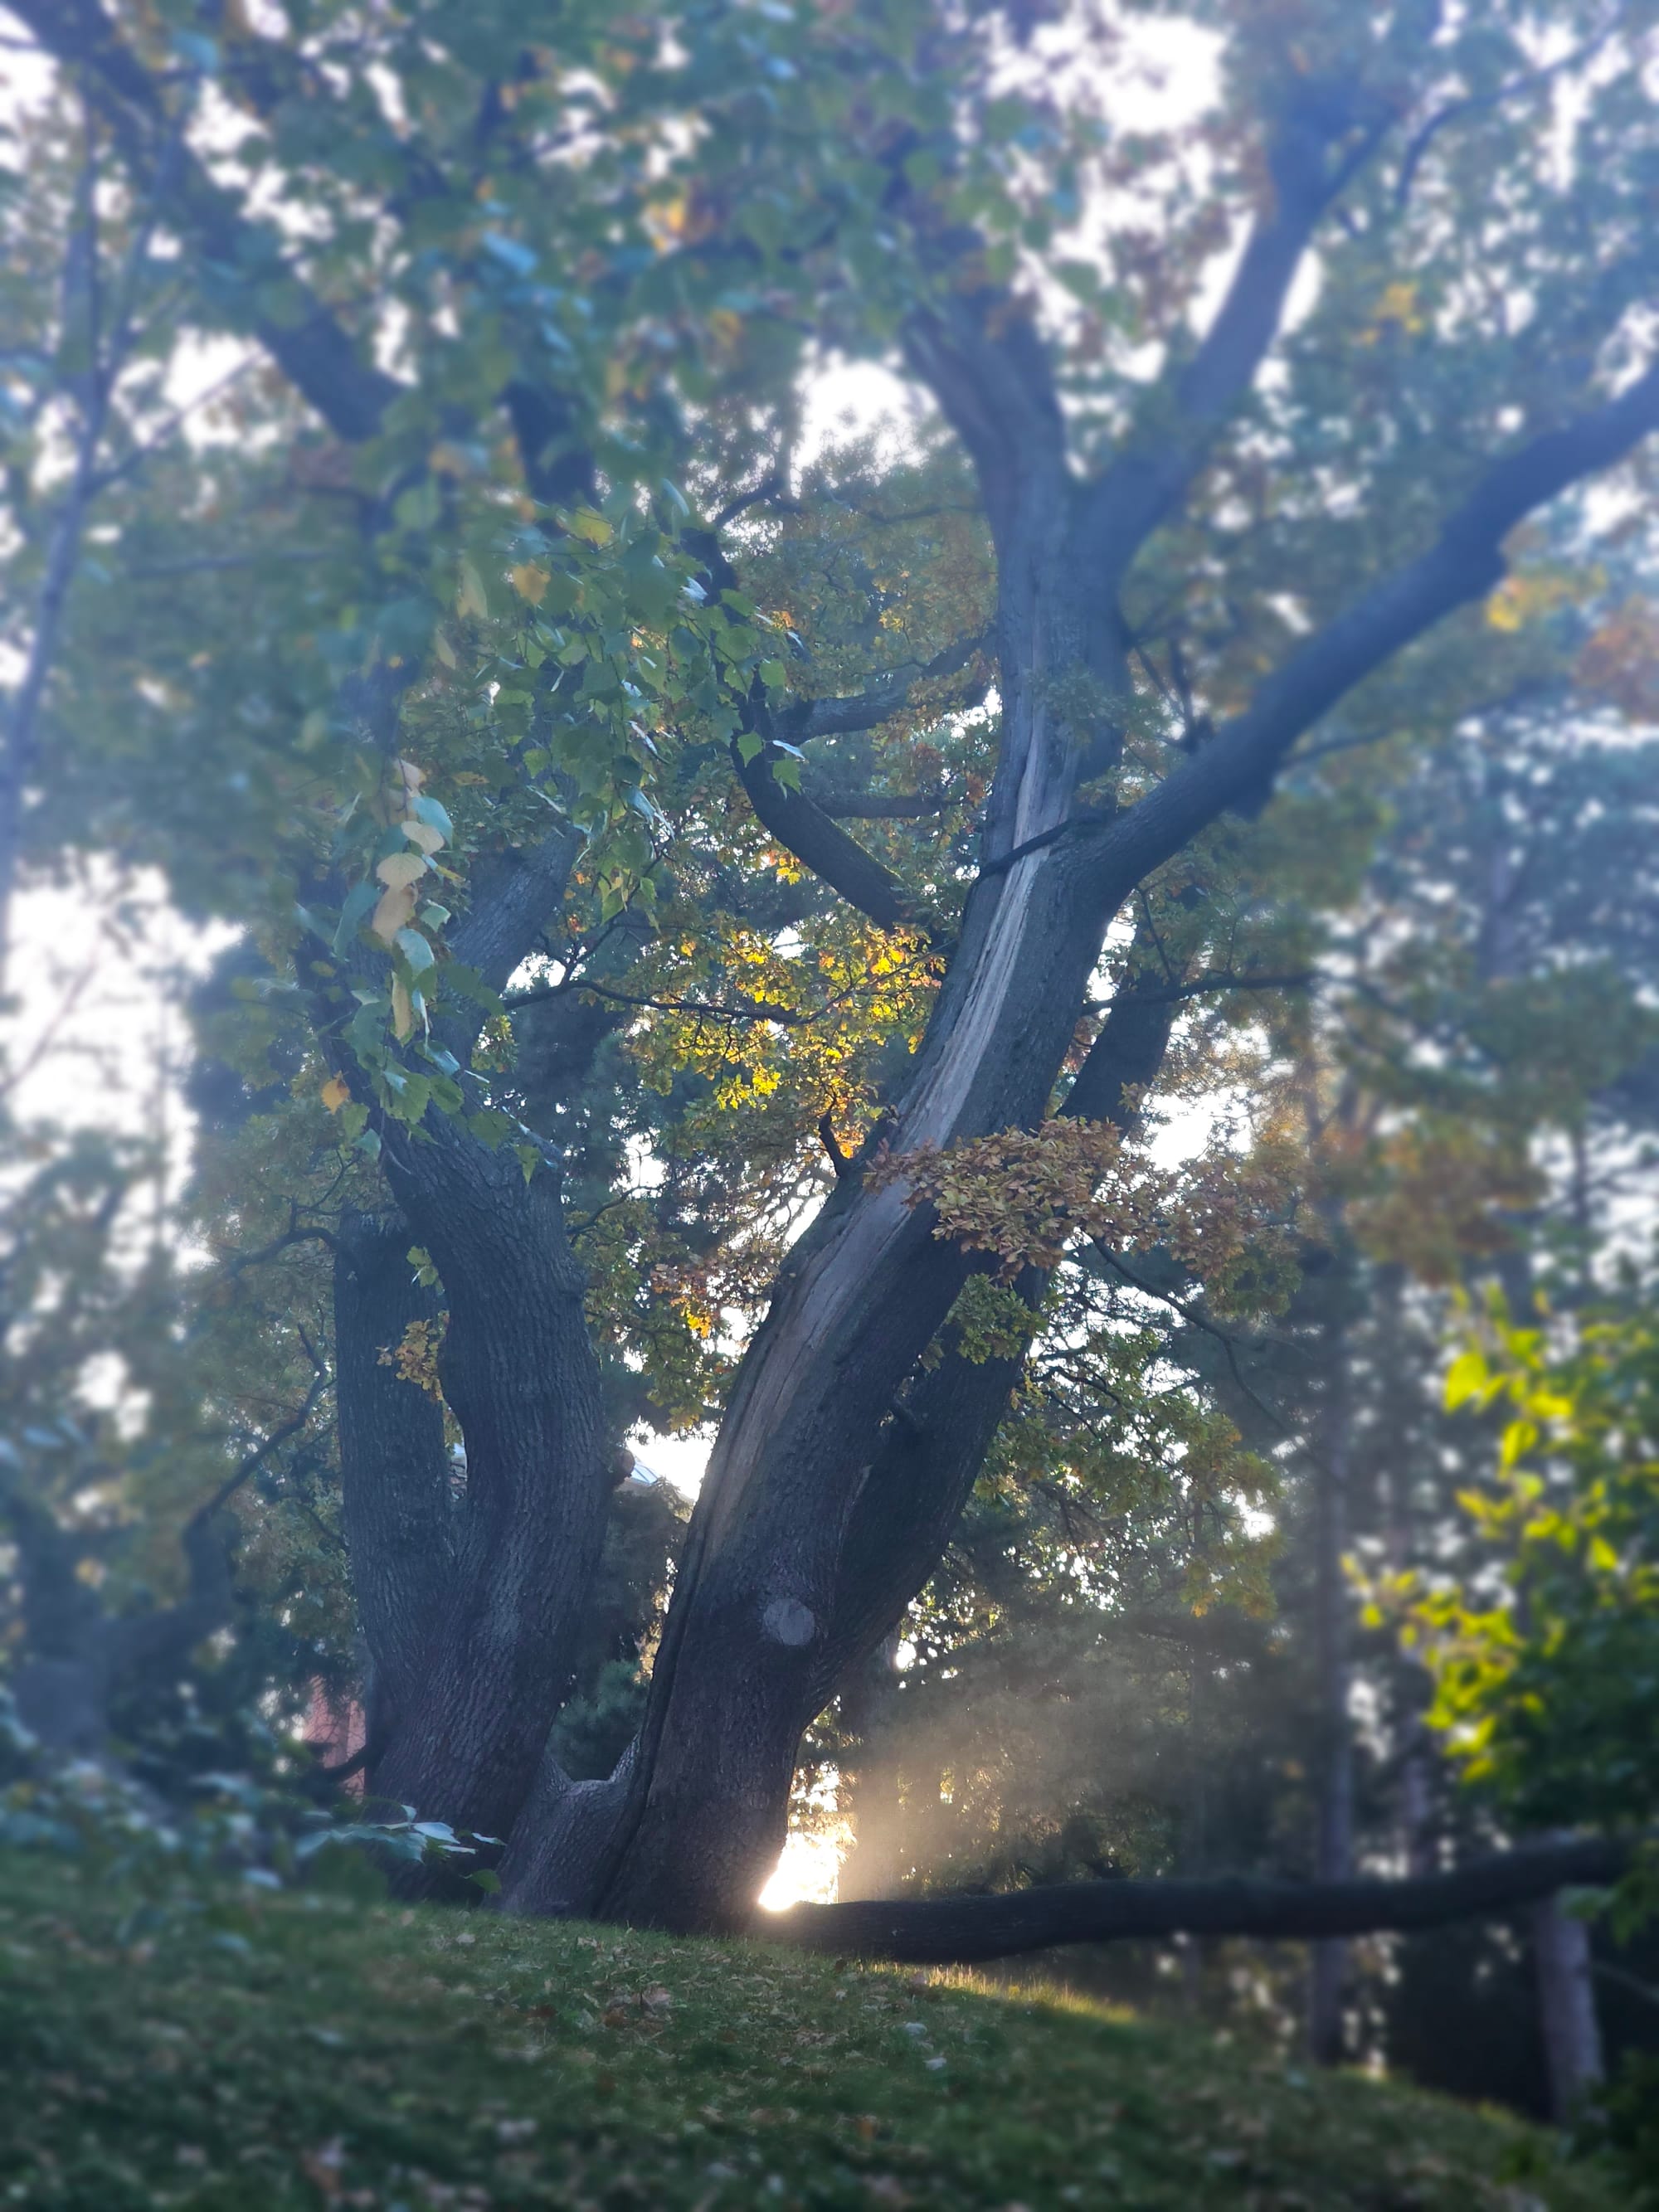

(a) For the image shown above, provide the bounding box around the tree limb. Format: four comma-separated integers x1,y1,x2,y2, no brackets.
811,790,951,820
1078,357,1659,903
1082,80,1390,588
732,736,920,936
13,0,401,445
903,289,1069,549
760,1835,1636,1963
778,630,993,745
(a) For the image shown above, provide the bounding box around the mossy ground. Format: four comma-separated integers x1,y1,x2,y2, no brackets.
0,1855,1627,2210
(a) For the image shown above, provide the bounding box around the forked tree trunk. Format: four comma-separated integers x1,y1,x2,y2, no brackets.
319,98,1659,1947
508,447,1160,1928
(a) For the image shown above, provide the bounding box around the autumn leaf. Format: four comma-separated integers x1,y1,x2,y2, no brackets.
319,1075,350,1112
377,852,429,888
372,882,419,943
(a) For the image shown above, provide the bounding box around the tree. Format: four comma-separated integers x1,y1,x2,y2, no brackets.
7,0,1659,1950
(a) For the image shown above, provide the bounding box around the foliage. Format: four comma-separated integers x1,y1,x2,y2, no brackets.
0,1693,498,1915
0,1851,1626,2212
1379,1304,1659,1924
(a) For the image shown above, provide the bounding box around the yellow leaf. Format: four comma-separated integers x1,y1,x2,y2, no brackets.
376,851,429,888
567,507,612,545
391,975,415,1040
432,630,459,669
372,882,418,943
401,820,446,855
319,1076,350,1113
509,562,550,604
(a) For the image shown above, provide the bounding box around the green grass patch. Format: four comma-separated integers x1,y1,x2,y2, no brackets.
0,1852,1625,2210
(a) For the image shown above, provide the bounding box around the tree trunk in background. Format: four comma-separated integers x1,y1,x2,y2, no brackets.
1308,1307,1355,2068
369,1125,613,1850
1530,1890,1604,2122
333,1213,454,1769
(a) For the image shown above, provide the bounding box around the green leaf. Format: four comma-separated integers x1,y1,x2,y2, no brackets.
1445,1349,1489,1412
332,881,378,956
395,927,436,976
736,731,764,765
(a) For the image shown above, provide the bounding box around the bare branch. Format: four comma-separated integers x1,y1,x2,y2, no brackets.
1394,9,1627,212
732,737,921,937
812,789,951,820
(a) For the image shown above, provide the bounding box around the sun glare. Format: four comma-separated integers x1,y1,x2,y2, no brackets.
757,1829,846,1913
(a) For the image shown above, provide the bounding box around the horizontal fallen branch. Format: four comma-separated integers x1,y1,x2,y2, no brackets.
757,1836,1632,1964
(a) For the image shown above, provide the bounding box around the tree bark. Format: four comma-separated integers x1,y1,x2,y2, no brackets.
366,1119,612,1850
333,1213,455,1767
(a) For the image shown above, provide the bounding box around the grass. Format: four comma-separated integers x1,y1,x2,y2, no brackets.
0,1852,1628,2211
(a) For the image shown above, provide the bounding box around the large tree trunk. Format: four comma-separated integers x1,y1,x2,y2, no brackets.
333,1213,454,1767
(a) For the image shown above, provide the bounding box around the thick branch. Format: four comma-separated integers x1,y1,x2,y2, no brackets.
1080,358,1659,903
443,825,582,1006
732,738,917,936
761,1836,1635,1964
15,0,400,445
903,292,1068,549
1084,84,1386,584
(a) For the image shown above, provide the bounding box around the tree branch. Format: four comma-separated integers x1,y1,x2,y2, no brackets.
903,289,1068,549
13,0,401,445
811,789,951,820
1083,82,1389,587
1079,357,1659,903
761,1835,1636,1963
778,630,993,745
732,736,920,936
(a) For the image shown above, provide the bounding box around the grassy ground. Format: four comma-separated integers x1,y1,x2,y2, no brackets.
0,1853,1628,2211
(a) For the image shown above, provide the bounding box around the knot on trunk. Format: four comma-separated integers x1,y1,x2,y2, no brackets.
761,1595,817,1648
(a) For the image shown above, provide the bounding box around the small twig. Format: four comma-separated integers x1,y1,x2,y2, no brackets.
1394,12,1627,212
186,1370,330,1531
